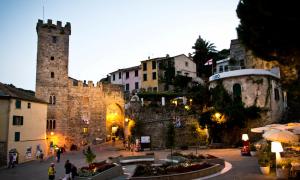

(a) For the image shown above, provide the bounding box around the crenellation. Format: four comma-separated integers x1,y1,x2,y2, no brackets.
36,19,71,35
88,81,94,87
78,80,83,87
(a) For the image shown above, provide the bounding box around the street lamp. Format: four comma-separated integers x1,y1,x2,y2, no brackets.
241,134,250,156
271,141,283,165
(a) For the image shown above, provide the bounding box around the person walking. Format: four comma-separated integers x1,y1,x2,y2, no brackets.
56,148,61,163
64,160,72,180
12,153,17,168
39,150,44,162
7,153,13,168
71,163,78,179
48,163,56,180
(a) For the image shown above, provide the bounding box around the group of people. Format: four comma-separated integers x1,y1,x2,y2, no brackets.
7,153,18,168
48,160,78,180
36,149,44,162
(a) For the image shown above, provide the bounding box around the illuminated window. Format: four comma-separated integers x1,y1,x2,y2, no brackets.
83,128,88,133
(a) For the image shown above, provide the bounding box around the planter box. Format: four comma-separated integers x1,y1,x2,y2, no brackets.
76,164,123,180
205,158,225,166
130,164,222,180
259,166,270,175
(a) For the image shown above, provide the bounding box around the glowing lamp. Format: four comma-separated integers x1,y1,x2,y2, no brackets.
125,118,129,122
271,141,283,153
242,134,249,141
214,112,221,119
50,132,54,136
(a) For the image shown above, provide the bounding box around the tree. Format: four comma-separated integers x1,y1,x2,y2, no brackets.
192,36,216,78
236,0,300,65
83,146,96,165
236,0,300,120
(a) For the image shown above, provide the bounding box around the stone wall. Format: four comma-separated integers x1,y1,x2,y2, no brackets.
126,103,206,149
209,75,285,124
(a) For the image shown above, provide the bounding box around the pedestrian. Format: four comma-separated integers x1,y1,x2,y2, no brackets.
8,153,13,168
71,163,78,179
64,160,72,180
48,163,56,180
56,148,61,163
12,153,17,168
39,150,44,162
36,149,41,159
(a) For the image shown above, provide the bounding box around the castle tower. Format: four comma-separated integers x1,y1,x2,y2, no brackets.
35,19,71,147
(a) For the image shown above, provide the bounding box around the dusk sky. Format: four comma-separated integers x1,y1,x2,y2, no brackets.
0,0,239,91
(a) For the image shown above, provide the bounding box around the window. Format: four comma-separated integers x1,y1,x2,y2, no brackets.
52,36,57,43
135,70,138,77
143,63,147,71
112,74,115,81
125,84,129,91
50,56,54,60
143,74,147,81
135,82,139,89
233,83,242,100
83,128,88,133
13,116,23,125
119,72,121,79
15,132,20,141
27,103,31,109
274,88,280,101
49,95,56,105
185,62,188,67
51,72,54,78
152,72,157,80
177,71,182,75
15,99,21,109
47,119,56,130
219,66,223,73
126,72,129,79
184,72,189,76
152,61,156,69
153,87,157,92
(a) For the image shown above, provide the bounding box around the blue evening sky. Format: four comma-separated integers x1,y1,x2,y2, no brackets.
0,0,239,90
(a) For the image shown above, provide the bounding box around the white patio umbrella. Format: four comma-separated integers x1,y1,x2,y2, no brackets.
263,129,299,143
265,124,287,130
251,126,271,133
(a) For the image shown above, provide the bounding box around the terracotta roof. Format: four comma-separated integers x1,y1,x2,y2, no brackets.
0,82,47,104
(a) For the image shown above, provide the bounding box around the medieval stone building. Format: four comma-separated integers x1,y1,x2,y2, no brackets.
35,19,125,149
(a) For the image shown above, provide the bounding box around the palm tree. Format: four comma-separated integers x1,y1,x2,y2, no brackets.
192,36,216,78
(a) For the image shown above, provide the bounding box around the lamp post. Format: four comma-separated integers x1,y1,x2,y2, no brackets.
241,134,250,156
271,141,283,166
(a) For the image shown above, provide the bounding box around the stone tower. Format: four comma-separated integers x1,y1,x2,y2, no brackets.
35,19,71,146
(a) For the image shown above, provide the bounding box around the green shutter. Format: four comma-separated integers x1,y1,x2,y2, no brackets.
15,132,20,141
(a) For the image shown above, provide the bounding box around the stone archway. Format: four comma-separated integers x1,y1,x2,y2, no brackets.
106,103,124,141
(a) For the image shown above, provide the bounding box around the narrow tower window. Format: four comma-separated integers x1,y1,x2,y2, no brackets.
52,36,57,43
50,56,54,60
51,72,54,78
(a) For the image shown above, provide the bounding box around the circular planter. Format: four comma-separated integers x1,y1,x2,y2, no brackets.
250,151,257,156
259,166,270,175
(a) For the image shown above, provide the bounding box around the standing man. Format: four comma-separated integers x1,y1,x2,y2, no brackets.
48,163,56,180
56,148,61,163
64,160,72,180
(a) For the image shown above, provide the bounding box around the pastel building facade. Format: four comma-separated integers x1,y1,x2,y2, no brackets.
110,66,141,93
141,54,197,92
0,83,47,166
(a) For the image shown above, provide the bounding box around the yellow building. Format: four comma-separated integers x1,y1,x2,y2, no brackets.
141,54,197,92
0,83,47,166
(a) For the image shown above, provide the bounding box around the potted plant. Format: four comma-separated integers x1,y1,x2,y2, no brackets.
258,152,270,175
250,144,257,156
276,158,291,179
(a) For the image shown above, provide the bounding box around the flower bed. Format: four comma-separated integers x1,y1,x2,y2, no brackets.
132,162,213,177
78,161,116,177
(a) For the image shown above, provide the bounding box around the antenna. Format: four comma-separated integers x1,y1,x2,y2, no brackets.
42,0,45,21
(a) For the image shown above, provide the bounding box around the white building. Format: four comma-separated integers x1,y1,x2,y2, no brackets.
110,65,141,93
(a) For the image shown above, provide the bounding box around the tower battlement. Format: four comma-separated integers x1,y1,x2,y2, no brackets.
36,19,71,35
